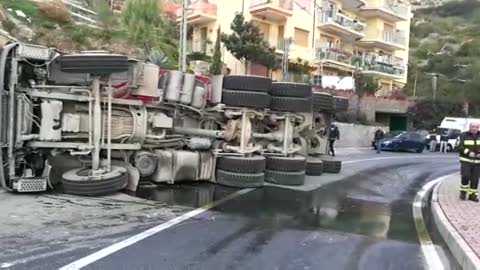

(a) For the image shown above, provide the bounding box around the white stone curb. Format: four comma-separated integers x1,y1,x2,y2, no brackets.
431,178,480,270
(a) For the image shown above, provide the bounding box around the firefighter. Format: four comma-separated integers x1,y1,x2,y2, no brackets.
458,122,480,202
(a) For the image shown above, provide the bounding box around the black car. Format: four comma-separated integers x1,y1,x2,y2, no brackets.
371,131,403,149
377,132,425,153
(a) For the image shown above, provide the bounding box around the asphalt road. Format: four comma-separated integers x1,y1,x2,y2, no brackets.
0,151,461,270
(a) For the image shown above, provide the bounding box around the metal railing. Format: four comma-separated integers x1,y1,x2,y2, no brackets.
377,0,409,18
185,0,217,17
249,0,294,10
317,10,366,34
360,53,405,76
187,40,212,54
62,0,97,27
372,30,406,46
315,47,353,66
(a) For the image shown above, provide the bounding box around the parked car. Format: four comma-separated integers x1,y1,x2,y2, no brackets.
379,132,425,153
371,131,403,149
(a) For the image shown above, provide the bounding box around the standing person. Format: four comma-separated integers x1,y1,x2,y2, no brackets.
328,124,340,156
374,129,385,154
458,122,480,202
429,130,437,152
439,130,449,153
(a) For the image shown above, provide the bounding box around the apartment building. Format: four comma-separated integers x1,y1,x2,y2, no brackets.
167,0,412,94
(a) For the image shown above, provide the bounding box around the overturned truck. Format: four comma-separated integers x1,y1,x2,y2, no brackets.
0,42,347,196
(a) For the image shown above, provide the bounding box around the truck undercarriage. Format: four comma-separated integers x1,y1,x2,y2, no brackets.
0,42,346,195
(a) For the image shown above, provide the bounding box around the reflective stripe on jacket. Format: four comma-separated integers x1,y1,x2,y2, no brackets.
458,131,480,163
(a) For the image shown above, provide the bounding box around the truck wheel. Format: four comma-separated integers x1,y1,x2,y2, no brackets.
306,157,324,176
334,96,349,112
217,156,266,174
60,54,129,74
61,166,128,196
270,82,312,97
270,96,312,112
265,170,305,186
313,92,334,112
266,155,306,172
223,75,272,92
322,158,342,174
222,89,271,108
216,170,264,188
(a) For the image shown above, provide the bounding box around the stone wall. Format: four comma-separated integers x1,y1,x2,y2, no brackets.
333,122,389,148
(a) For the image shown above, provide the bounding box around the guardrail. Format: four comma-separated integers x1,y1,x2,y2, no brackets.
61,0,98,27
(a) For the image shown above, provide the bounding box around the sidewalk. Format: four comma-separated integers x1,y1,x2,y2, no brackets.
432,175,480,270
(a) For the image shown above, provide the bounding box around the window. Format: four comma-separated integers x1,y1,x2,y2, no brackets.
312,75,322,86
200,27,208,53
277,25,285,49
253,21,270,42
294,28,309,47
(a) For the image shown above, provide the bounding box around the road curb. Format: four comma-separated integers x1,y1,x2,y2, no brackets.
431,177,480,270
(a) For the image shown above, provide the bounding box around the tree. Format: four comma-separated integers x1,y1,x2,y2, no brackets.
255,46,279,77
221,14,272,74
210,27,222,75
408,99,465,130
355,73,380,96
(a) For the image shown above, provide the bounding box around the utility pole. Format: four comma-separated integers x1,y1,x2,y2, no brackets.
432,73,438,102
281,38,292,81
178,0,188,72
413,71,418,97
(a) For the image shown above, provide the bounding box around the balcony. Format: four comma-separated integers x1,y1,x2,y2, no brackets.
315,47,356,71
250,0,293,22
358,0,409,22
360,54,406,79
187,40,213,55
358,30,406,51
176,0,217,25
342,0,367,10
316,10,366,39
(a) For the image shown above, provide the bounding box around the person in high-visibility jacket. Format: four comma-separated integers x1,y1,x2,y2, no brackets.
457,122,480,202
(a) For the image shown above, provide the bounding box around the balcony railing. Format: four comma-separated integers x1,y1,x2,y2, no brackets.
365,0,409,19
175,0,217,23
317,10,366,34
187,40,212,55
360,53,405,76
315,47,354,66
250,0,294,10
380,30,406,46
185,0,217,17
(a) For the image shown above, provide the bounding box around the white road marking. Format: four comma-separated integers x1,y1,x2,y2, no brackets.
343,155,454,165
60,155,457,269
59,188,253,270
412,173,457,270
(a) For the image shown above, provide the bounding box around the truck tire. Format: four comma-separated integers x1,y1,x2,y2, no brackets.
266,155,306,172
216,170,264,188
270,96,312,112
61,166,128,196
217,156,266,174
306,157,324,176
60,54,129,74
322,159,342,174
222,89,271,108
270,82,312,97
223,75,271,92
313,92,334,112
265,170,305,186
334,96,349,112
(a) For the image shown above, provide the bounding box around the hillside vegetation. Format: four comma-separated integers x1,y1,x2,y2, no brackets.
0,0,178,68
406,0,480,114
